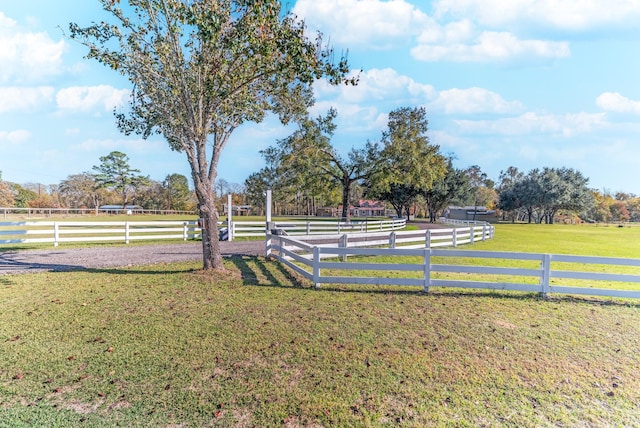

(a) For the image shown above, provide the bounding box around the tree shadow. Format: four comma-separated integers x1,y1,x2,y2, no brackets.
228,255,307,289
313,283,640,307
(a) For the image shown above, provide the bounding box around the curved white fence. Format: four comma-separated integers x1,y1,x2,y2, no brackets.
267,224,640,300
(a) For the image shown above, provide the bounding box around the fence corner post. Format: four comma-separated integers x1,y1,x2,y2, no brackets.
265,232,272,258
540,254,551,299
313,246,321,289
423,248,431,293
482,224,487,241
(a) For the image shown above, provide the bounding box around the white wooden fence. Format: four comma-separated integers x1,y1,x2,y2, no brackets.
267,226,640,300
0,218,407,246
0,207,195,218
0,221,201,246
232,217,406,239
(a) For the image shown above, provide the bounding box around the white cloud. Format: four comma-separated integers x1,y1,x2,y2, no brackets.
430,87,524,114
293,0,431,47
596,92,640,114
315,68,436,105
412,28,570,62
293,0,571,64
0,86,55,113
0,129,31,145
433,0,640,31
73,137,164,153
0,12,66,84
312,68,436,132
56,85,130,112
454,111,607,136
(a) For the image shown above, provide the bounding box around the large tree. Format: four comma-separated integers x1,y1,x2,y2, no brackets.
366,107,446,220
265,108,377,221
422,158,469,222
93,151,149,208
164,173,192,211
58,172,108,209
70,0,353,270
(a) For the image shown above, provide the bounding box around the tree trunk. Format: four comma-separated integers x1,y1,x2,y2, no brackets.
340,176,350,222
199,192,223,270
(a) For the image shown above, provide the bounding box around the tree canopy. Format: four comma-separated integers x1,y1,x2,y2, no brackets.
263,108,377,221
93,151,149,208
70,0,354,270
366,107,446,219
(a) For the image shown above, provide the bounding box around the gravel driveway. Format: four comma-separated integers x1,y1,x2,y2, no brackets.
0,241,265,275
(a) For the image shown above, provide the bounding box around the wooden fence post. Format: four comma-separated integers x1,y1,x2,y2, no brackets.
470,226,474,244
423,248,431,293
313,246,321,289
339,234,349,262
182,222,188,240
389,231,396,249
54,222,59,247
540,254,551,298
125,222,130,244
453,228,457,247
426,229,431,248
482,224,487,241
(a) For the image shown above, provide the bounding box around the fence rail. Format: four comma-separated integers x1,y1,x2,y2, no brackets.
267,226,640,300
0,217,407,246
0,221,201,246
0,207,195,218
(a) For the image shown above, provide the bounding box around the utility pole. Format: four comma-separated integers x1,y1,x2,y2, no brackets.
165,175,172,211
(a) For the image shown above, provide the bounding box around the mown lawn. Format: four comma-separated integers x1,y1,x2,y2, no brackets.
1,223,640,426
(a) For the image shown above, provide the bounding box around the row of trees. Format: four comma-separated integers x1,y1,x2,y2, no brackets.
241,105,639,225
0,152,196,212
244,106,498,222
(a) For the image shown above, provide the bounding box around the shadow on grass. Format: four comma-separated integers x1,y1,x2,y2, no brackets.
315,284,640,307
229,255,306,289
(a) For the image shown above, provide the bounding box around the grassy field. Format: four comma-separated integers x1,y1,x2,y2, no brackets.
1,223,640,426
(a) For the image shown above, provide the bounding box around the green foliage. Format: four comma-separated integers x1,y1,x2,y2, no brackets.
93,151,149,208
263,108,378,219
423,157,470,222
9,183,37,208
70,0,354,269
498,166,594,223
367,106,446,219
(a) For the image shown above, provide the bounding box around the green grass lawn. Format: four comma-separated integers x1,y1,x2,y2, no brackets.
1,223,640,426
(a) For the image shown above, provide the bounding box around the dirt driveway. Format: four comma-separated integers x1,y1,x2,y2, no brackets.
0,241,265,275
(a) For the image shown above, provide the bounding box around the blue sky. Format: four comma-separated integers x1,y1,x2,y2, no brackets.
2,1,640,194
